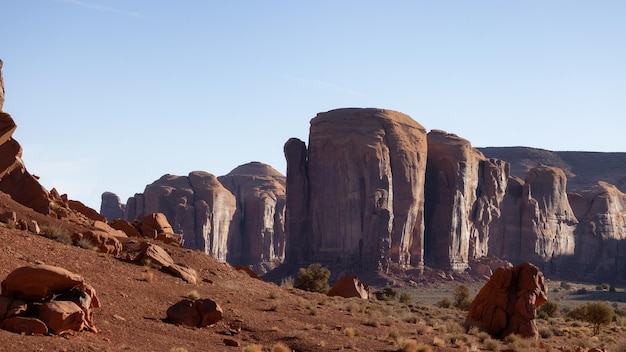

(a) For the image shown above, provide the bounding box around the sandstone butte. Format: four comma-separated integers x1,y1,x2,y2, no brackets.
101,107,626,283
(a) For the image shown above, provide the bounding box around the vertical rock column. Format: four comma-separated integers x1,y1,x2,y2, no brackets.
285,108,428,271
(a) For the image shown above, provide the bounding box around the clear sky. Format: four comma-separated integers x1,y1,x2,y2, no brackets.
2,1,625,211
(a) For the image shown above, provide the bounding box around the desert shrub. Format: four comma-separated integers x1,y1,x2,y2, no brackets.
453,285,472,310
609,285,617,293
399,291,412,304
280,276,294,289
41,225,72,244
243,345,263,352
537,300,559,319
560,281,572,290
271,342,291,352
437,298,452,308
294,263,330,293
567,301,615,335
396,338,418,352
75,237,98,251
186,290,200,300
575,288,588,295
374,287,398,301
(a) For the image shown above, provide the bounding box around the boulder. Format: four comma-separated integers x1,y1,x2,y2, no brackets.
110,218,142,238
1,265,84,301
136,243,197,283
284,108,428,271
235,265,260,279
327,276,370,299
37,301,88,334
68,199,106,223
0,317,48,335
166,264,198,285
218,162,286,272
166,298,223,328
166,299,201,327
72,229,123,255
465,262,548,339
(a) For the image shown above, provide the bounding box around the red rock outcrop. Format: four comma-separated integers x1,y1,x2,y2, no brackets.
284,108,428,271
218,162,286,272
125,171,236,262
0,112,49,214
466,262,547,339
166,298,223,328
0,265,100,335
424,131,509,271
568,182,626,279
0,59,4,111
327,276,370,299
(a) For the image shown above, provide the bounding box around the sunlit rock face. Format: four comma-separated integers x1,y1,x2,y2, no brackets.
126,171,236,262
285,108,428,271
568,181,626,279
218,162,286,273
424,130,508,271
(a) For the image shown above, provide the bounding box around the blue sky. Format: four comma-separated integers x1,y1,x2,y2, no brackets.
2,0,625,210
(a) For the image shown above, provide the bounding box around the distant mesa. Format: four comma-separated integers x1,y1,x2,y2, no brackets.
98,107,626,282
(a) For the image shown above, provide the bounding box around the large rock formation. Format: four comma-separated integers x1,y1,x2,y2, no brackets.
125,171,236,262
218,162,286,272
0,60,49,214
466,262,548,339
284,108,428,271
568,182,626,280
100,191,125,221
0,59,4,111
424,131,508,271
489,165,577,271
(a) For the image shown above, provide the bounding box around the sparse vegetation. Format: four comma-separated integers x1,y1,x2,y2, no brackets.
75,237,98,251
243,345,263,352
41,224,71,244
374,287,398,301
567,301,615,335
185,290,200,301
398,292,412,305
294,263,330,293
537,300,559,319
452,284,472,310
271,342,291,352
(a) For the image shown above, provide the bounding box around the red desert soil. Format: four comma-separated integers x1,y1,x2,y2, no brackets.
0,192,619,352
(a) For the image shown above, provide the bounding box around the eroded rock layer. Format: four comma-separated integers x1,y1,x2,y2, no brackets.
285,108,428,271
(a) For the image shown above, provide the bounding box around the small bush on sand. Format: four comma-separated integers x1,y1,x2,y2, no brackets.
243,345,263,352
453,285,472,310
374,287,398,301
271,342,291,352
538,300,559,319
294,263,330,293
398,292,412,304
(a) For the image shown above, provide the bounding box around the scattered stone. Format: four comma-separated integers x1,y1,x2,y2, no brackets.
0,317,48,335
166,298,223,328
327,276,370,299
223,338,240,347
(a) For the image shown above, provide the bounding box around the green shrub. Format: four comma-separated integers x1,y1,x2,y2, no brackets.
294,263,330,293
374,287,398,301
537,300,559,319
567,301,615,335
437,298,452,309
398,292,412,305
453,285,472,310
559,281,572,290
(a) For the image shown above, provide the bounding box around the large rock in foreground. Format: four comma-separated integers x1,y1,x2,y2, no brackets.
285,108,428,271
465,262,547,339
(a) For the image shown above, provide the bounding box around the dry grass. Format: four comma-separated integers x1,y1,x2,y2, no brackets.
271,342,291,352
243,345,263,352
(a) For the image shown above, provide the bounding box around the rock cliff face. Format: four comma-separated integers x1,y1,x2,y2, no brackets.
568,182,626,279
218,162,286,272
284,108,428,271
100,192,125,221
0,60,49,214
424,131,508,271
125,171,236,262
489,165,577,271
